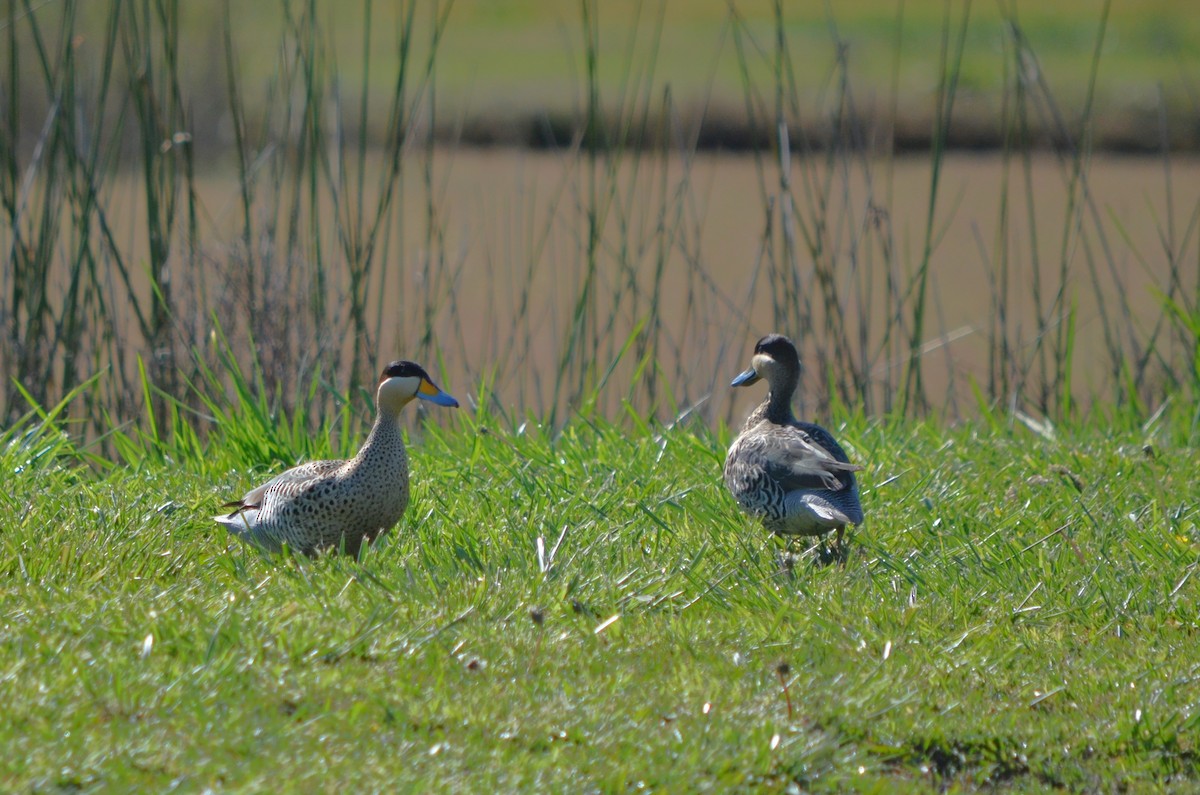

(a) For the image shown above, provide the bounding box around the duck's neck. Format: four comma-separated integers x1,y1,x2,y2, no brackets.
354,410,407,464
759,376,798,425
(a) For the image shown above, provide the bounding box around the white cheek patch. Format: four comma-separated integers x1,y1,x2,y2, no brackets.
752,353,773,373
379,375,420,403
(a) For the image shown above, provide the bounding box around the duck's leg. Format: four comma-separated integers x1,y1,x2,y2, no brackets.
769,533,799,578
808,528,848,567
833,526,852,568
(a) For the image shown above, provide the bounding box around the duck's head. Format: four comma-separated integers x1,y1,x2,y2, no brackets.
731,333,800,390
376,360,459,414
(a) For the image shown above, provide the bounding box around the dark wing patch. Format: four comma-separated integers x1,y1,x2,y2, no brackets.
221,499,254,518
746,423,862,492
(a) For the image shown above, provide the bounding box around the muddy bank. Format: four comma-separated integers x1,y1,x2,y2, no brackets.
448,98,1199,155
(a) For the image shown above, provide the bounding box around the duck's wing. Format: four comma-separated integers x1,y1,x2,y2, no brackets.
220,459,343,516
793,421,859,464
746,423,862,492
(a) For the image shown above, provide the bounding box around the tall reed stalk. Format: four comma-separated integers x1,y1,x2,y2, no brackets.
1,0,1197,448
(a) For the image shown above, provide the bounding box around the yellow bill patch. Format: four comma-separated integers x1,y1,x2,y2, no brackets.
419,379,441,396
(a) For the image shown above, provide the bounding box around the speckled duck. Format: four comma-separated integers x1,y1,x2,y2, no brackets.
215,360,458,556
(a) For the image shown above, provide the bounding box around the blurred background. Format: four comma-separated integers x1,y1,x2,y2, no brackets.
3,0,1199,440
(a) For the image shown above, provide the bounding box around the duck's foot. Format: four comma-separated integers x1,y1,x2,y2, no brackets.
812,529,850,568
773,536,820,573
770,531,850,572
774,544,799,577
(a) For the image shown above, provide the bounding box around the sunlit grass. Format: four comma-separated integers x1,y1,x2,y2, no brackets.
1,383,1197,790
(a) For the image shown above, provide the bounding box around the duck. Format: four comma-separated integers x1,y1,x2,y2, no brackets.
723,333,863,546
215,360,458,556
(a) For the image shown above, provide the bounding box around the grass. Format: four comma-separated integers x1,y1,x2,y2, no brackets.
2,381,1198,791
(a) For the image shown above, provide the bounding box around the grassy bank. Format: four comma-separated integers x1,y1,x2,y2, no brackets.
2,384,1197,791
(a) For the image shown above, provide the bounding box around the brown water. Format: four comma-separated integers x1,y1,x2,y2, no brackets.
13,148,1200,427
